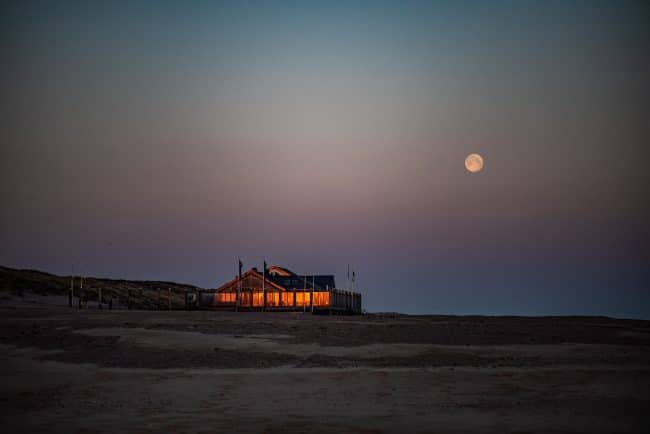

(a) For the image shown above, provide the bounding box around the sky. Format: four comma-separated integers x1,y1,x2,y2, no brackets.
1,0,649,318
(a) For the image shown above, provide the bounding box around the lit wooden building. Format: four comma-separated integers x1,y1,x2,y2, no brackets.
187,265,362,314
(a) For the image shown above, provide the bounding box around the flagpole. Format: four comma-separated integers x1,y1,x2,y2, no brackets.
303,274,306,313
236,259,242,312
347,264,350,291
311,275,314,314
70,264,74,308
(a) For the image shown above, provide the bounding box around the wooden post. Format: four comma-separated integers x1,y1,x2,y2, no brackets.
69,270,74,308
127,288,130,310
328,285,332,315
168,287,171,311
158,288,162,310
98,287,102,309
310,275,314,314
302,276,306,313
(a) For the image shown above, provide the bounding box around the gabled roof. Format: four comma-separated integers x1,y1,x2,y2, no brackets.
267,266,292,277
215,268,285,292
216,266,336,292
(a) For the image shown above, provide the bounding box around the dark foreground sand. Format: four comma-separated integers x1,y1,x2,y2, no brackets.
1,302,649,433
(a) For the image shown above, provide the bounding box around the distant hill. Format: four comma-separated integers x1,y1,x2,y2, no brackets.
0,265,203,309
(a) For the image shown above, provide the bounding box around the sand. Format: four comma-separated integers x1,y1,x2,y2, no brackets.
1,301,648,433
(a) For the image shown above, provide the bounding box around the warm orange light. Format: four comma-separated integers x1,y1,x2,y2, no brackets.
214,290,332,308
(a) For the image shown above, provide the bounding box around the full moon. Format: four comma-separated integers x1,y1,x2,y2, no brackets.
465,153,484,173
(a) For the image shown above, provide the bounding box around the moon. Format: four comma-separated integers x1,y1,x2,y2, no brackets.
465,153,484,173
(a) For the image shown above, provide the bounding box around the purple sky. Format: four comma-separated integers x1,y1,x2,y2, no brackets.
1,1,649,317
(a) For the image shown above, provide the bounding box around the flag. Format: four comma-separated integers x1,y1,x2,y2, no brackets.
238,259,243,279
352,270,356,283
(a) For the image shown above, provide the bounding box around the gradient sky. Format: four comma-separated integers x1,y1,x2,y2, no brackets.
1,0,649,318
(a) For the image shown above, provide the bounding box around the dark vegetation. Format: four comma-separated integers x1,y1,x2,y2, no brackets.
0,265,202,309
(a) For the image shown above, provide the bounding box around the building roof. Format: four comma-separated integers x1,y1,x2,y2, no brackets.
216,265,336,292
267,266,292,277
266,265,335,290
268,274,335,291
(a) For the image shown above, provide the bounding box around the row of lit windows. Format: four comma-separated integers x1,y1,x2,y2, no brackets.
215,291,330,307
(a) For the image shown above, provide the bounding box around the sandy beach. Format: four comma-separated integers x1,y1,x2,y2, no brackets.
1,301,648,433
